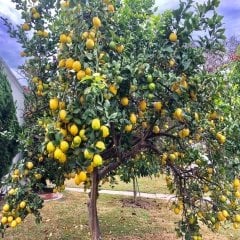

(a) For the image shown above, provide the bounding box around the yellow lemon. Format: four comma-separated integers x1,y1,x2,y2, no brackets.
33,12,40,19
87,165,94,173
100,125,110,138
49,98,59,111
125,124,133,132
79,129,87,141
84,149,94,159
180,79,188,89
169,153,176,161
130,113,137,124
54,148,63,160
235,214,240,223
65,58,74,69
233,222,240,229
78,171,87,182
74,174,81,185
69,124,79,136
107,4,115,12
203,185,209,193
95,141,106,152
153,101,162,111
36,30,43,37
14,169,19,175
169,32,177,42
169,59,176,67
209,111,218,120
26,162,34,170
222,210,229,218
82,31,89,40
116,45,124,53
61,1,70,8
233,178,240,188
59,109,67,121
34,173,42,180
73,136,82,145
194,112,199,122
16,217,22,224
121,97,129,106
109,84,118,95
153,125,160,134
92,17,101,28
58,59,65,68
89,31,96,39
139,100,147,111
59,34,68,43
3,204,10,212
220,195,227,202
1,217,8,224
207,167,213,174
92,118,101,130
7,216,13,223
31,7,37,14
93,154,103,167
60,141,69,152
174,207,180,215
179,128,190,138
66,36,72,43
173,108,183,121
72,61,81,72
85,67,92,76
8,188,15,195
142,121,148,129
22,23,30,31
43,31,49,38
47,141,55,153
19,201,26,209
161,153,168,163
59,153,67,163
216,132,226,144
86,39,95,49
77,70,86,80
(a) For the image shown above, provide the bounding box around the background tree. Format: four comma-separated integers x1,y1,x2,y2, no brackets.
2,1,240,240
1,0,65,190
116,153,160,203
0,66,19,182
204,35,240,72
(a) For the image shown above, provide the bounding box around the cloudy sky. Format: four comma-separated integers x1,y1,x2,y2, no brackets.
0,0,240,86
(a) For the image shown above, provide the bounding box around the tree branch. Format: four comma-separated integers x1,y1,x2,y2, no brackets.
99,140,149,180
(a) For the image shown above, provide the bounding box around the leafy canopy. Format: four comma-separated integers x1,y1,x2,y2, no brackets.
1,1,240,239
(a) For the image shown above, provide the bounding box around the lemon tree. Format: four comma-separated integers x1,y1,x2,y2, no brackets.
2,0,240,240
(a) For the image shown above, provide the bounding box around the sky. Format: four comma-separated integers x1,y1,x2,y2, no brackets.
0,0,240,86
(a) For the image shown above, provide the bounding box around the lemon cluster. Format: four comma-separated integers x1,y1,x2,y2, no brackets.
0,201,27,228
46,96,110,186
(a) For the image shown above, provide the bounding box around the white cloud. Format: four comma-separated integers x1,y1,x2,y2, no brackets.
0,0,22,24
155,0,208,12
155,0,178,11
220,1,240,9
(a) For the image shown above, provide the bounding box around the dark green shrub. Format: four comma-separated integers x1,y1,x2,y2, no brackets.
0,66,19,179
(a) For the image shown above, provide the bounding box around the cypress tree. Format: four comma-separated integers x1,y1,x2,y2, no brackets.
0,66,19,179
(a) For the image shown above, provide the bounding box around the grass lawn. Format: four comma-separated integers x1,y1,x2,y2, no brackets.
4,191,240,240
65,174,170,194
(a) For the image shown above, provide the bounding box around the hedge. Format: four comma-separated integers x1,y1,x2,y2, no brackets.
0,66,19,179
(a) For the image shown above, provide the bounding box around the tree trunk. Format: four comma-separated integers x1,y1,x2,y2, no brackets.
133,177,137,203
88,168,101,240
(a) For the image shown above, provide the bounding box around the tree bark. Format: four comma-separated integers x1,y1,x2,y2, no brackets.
88,168,101,240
